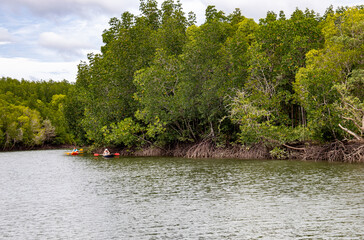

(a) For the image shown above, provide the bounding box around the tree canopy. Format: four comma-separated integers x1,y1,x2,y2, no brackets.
0,78,73,149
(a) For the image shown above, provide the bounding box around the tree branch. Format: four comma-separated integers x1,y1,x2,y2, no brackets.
338,123,362,140
342,116,362,130
283,144,305,151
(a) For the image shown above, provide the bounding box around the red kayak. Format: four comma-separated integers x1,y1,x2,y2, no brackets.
65,149,83,156
66,151,82,155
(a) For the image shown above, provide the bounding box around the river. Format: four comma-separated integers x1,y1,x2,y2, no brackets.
0,149,363,239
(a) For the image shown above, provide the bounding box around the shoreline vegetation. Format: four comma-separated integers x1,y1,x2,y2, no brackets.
114,140,364,163
1,1,363,163
2,140,363,163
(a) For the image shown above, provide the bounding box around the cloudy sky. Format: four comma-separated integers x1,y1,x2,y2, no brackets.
0,0,361,82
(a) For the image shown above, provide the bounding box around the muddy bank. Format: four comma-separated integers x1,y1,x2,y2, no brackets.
3,140,363,163
116,140,364,163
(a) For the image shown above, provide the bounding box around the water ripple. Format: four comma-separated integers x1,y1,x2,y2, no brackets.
0,150,363,239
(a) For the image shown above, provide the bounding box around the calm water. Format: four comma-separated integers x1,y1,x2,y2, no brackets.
0,150,363,239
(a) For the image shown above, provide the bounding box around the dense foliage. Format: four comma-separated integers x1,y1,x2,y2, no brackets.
1,1,362,151
0,78,73,149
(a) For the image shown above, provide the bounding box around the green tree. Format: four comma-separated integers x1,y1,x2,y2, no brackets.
155,0,187,56
133,5,245,145
230,8,323,145
75,0,170,146
0,77,73,149
334,70,364,140
294,6,364,141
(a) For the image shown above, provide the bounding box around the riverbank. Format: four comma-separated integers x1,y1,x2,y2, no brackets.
2,141,363,163
110,140,363,163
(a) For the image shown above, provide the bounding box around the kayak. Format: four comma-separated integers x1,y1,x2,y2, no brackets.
66,149,83,155
65,151,79,155
93,153,120,157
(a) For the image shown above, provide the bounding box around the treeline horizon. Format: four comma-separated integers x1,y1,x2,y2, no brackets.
0,78,73,149
1,1,363,154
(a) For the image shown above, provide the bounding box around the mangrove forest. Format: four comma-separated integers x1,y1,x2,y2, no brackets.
1,1,363,162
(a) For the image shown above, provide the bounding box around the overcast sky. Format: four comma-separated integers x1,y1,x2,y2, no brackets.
0,0,361,82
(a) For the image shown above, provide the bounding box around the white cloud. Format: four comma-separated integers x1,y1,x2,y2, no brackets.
0,57,79,81
0,27,13,44
1,0,139,18
39,31,93,57
181,0,206,24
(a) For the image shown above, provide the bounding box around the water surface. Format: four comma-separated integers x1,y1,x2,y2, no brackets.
0,150,363,239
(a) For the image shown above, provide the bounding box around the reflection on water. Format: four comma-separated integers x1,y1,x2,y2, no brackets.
0,150,363,239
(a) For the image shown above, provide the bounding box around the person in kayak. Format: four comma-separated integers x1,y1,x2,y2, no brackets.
103,148,110,155
72,147,78,153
